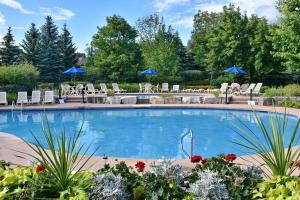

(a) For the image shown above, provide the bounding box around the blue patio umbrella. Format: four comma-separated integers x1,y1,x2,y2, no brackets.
224,65,246,74
141,68,158,75
63,66,85,75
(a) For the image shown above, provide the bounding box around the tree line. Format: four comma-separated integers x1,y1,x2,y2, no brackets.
0,16,77,83
0,0,299,85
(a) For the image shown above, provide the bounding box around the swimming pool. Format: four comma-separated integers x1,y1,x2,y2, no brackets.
0,108,298,159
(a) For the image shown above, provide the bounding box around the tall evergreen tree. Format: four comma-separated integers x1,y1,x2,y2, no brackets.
0,27,21,65
21,23,40,66
38,16,63,83
59,24,77,70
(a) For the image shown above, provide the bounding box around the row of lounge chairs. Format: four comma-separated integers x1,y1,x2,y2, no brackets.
61,83,127,96
210,83,263,95
0,91,55,106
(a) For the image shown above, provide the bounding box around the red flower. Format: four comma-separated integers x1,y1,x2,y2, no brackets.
201,158,208,164
191,155,202,163
225,154,237,162
135,161,145,172
36,163,45,173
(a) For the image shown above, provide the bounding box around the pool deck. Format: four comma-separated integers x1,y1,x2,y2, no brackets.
0,103,299,173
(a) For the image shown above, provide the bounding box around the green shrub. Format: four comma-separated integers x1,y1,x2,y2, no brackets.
252,176,300,199
6,93,17,104
279,98,300,109
264,84,300,97
180,70,208,82
37,83,56,90
119,83,139,93
0,63,39,92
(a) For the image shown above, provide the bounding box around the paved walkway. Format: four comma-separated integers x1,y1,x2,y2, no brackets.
0,104,299,173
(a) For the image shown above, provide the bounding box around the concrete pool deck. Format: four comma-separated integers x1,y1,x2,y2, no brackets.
0,103,299,173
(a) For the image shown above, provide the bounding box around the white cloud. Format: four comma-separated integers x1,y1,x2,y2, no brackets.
0,0,33,14
154,0,190,12
40,7,75,20
171,15,194,28
195,0,280,21
0,12,5,26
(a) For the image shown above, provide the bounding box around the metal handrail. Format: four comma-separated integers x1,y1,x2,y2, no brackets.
180,129,194,159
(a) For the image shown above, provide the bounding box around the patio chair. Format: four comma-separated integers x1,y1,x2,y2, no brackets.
112,83,127,93
61,84,75,96
100,83,108,93
144,83,153,93
252,83,263,95
139,83,143,93
171,85,180,93
240,83,256,96
43,91,55,104
220,83,229,94
86,83,100,95
0,92,8,105
17,92,29,105
161,83,169,92
31,90,41,104
75,84,84,95
239,83,249,93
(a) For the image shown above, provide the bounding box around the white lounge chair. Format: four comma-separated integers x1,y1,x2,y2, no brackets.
61,84,75,96
31,90,41,104
144,83,153,93
139,83,143,93
86,83,100,95
100,83,108,93
112,83,126,93
239,83,249,93
161,83,169,92
75,84,84,95
43,91,55,104
17,92,29,105
0,92,8,105
240,83,256,95
253,83,263,95
171,85,180,93
207,83,228,93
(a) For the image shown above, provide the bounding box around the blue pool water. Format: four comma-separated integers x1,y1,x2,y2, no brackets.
0,108,298,159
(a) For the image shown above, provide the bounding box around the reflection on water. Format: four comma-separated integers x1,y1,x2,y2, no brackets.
0,109,298,159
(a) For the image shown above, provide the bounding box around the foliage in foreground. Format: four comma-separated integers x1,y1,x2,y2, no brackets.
234,110,300,177
252,176,300,199
17,120,98,199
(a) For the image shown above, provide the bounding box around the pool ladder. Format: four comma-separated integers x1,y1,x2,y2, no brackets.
180,129,194,159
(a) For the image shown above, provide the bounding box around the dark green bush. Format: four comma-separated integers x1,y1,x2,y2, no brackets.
119,83,139,92
180,70,208,82
0,63,39,92
6,93,17,104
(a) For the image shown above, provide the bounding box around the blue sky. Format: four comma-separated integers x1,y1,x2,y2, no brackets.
0,0,280,52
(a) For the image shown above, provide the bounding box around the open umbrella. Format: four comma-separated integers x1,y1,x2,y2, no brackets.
224,65,246,74
141,68,158,76
63,66,85,75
